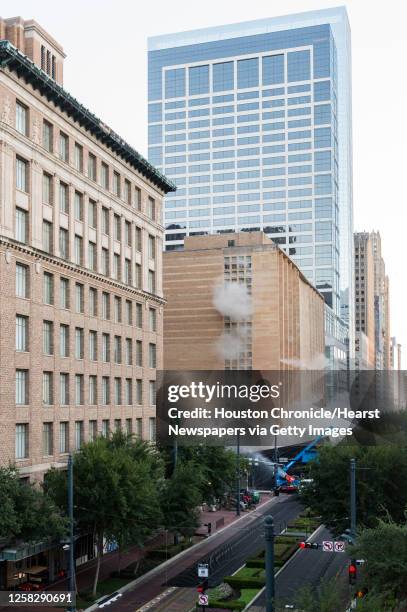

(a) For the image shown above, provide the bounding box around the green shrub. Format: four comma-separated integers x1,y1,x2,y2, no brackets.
224,575,265,589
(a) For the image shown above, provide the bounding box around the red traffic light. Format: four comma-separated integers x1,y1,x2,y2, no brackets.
349,564,357,574
299,541,319,549
348,562,357,585
197,579,208,593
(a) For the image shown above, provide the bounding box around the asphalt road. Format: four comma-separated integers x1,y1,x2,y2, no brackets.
252,525,349,609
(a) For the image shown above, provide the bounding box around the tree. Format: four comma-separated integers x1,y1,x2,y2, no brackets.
352,521,407,599
300,444,407,536
0,466,67,545
45,434,164,597
160,459,203,544
276,578,346,612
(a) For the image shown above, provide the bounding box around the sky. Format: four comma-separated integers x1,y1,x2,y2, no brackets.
2,0,406,366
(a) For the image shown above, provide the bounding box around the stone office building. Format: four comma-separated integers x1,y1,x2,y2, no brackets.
0,17,175,483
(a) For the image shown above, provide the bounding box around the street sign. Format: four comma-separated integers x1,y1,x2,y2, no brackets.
322,540,334,552
334,541,345,552
197,563,209,578
198,593,209,606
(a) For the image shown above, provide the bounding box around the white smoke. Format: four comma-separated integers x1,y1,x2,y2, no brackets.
215,330,245,360
280,353,329,371
213,281,252,320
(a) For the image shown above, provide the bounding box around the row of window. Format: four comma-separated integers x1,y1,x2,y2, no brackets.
15,370,156,407
16,316,156,366
15,417,156,459
15,101,157,219
16,263,158,328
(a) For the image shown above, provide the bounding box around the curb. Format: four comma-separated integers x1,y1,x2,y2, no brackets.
84,496,278,611
242,523,325,611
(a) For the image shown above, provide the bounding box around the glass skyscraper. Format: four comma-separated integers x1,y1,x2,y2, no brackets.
148,7,354,366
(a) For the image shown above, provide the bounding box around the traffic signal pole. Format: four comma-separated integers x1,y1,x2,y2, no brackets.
236,431,241,516
68,454,76,612
265,515,275,612
350,458,357,542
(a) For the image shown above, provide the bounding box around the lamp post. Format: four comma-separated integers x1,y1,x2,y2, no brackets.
350,458,357,542
236,431,241,516
67,454,76,612
265,515,275,612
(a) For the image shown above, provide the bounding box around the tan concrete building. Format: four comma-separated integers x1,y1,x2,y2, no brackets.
371,231,391,369
0,19,174,481
354,232,375,369
163,232,325,371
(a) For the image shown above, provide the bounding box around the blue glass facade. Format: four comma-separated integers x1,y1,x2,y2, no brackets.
148,7,354,364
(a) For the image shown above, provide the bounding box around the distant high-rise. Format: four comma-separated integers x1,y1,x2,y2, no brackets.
354,232,375,369
148,7,354,368
371,231,390,369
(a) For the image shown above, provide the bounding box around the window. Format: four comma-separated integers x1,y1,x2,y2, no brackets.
102,377,110,405
287,50,311,82
59,182,69,214
16,370,28,405
134,187,141,211
60,373,69,405
59,132,69,162
16,208,28,243
60,422,69,453
135,263,142,288
114,214,121,241
114,336,122,364
136,340,142,366
89,287,97,316
43,423,53,456
74,235,83,265
101,163,109,189
75,421,84,450
136,379,142,404
102,333,110,362
165,67,185,98
189,64,209,95
74,143,83,172
148,235,156,259
136,418,143,438
43,220,53,253
136,303,142,328
237,58,259,89
149,417,156,441
124,180,131,205
102,418,109,436
101,248,109,276
124,221,132,247
88,420,97,442
74,192,83,220
149,343,156,368
147,197,156,221
16,263,29,298
125,418,132,435
75,327,84,359
88,153,96,180
102,292,110,319
263,54,284,85
60,278,69,309
15,424,29,459
16,101,28,135
126,300,132,325
16,157,28,192
113,172,121,197
113,253,120,280
135,227,142,253
114,378,122,405
89,375,97,405
60,324,69,357
124,337,133,365
125,259,132,285
114,296,122,322
43,320,54,355
16,315,28,351
43,272,54,304
43,372,53,405
89,200,97,228
89,330,97,361
43,120,53,152
149,308,157,332
75,283,84,313
59,228,69,260
213,62,234,92
42,173,53,205
148,270,156,293
75,374,84,405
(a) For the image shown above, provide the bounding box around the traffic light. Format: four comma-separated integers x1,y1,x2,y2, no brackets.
348,561,357,585
356,588,368,598
299,541,319,549
197,579,208,593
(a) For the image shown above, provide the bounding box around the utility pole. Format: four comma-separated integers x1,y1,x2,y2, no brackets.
236,431,241,516
350,457,357,542
68,454,76,612
265,515,275,612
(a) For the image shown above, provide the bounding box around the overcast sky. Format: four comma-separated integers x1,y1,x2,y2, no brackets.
2,0,406,365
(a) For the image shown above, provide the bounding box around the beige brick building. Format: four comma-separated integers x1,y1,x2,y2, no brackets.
0,19,174,481
354,232,375,369
163,232,325,371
